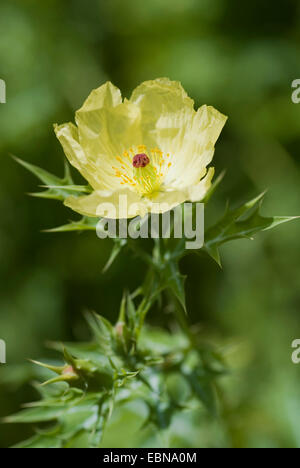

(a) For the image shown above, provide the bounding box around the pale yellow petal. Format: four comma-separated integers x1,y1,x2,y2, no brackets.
78,81,122,112
194,105,228,147
130,79,226,191
64,189,150,219
148,189,188,214
130,78,194,113
54,122,102,189
130,78,195,150
188,167,215,202
74,82,142,190
165,106,227,188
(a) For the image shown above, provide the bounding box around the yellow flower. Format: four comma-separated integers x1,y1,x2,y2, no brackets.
54,78,227,219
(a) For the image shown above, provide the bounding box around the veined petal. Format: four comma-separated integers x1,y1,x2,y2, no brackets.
78,81,122,112
54,122,102,189
195,105,228,146
130,78,195,150
148,189,188,214
165,106,227,189
75,83,142,191
130,78,194,113
64,189,149,219
188,167,215,202
130,79,226,192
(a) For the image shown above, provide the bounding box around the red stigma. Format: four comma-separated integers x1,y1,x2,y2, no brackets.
132,153,150,168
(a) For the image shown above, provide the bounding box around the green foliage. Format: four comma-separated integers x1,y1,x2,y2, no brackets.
204,193,299,266
44,217,99,233
4,302,225,448
13,156,91,201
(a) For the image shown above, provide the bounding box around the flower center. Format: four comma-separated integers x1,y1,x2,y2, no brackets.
132,153,150,168
112,145,172,197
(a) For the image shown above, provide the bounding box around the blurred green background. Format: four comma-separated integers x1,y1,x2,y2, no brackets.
0,0,300,448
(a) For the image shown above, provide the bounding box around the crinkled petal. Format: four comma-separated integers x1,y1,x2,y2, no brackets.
54,122,102,189
64,186,189,219
148,189,188,214
165,106,227,189
130,78,194,114
64,189,150,219
78,81,122,112
74,82,142,191
188,167,215,202
130,79,226,190
130,78,195,151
